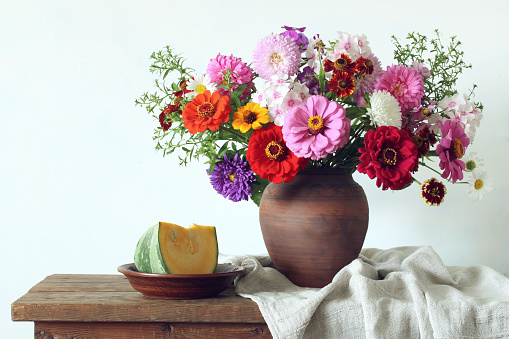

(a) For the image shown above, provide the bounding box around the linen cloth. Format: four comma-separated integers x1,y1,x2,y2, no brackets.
219,246,509,339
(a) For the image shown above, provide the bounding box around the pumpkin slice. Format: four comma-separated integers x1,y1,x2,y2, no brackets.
134,222,218,274
158,222,218,274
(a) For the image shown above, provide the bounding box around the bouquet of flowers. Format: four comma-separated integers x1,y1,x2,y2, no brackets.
136,27,491,206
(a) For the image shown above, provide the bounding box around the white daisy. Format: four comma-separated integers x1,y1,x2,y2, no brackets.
366,90,402,128
187,74,217,97
467,169,493,200
462,152,484,172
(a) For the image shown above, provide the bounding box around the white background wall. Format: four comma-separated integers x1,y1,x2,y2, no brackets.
2,0,508,336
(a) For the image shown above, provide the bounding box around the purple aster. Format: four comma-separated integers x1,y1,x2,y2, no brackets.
207,153,256,202
280,26,309,52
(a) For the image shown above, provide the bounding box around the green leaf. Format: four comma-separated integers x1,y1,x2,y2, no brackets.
171,83,180,91
217,142,229,158
318,66,326,94
230,83,248,109
208,162,216,174
250,176,271,207
345,106,367,120
163,68,171,79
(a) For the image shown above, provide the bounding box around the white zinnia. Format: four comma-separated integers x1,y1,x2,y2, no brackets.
467,169,493,200
367,90,402,128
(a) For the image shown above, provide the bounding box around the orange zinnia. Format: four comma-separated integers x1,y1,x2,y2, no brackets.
182,90,232,134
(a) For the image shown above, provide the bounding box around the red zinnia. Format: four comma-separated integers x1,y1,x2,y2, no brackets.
328,71,356,98
420,178,447,206
246,124,309,184
357,126,419,190
182,90,232,134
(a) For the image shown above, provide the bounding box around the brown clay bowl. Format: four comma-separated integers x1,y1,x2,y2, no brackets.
117,263,243,299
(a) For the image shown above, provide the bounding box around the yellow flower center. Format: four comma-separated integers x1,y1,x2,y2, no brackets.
451,139,464,160
228,173,235,182
422,108,432,117
196,84,207,94
265,141,286,161
392,82,407,98
270,53,283,65
474,179,483,190
429,186,442,197
308,116,324,131
243,110,257,124
197,102,215,119
380,148,397,166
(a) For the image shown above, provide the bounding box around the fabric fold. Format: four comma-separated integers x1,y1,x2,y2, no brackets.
220,246,509,339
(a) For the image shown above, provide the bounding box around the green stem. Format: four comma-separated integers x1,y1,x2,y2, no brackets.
345,121,367,148
218,126,248,144
420,162,443,177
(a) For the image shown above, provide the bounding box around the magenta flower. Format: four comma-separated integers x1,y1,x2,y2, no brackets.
436,119,470,183
206,54,254,99
282,95,351,160
373,64,425,114
252,34,301,80
280,26,309,52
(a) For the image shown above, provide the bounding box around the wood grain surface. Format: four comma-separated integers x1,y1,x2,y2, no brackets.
12,274,271,338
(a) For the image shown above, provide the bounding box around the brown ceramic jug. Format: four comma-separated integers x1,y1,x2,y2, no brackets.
259,169,369,288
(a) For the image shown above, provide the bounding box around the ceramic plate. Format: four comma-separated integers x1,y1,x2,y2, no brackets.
117,263,243,299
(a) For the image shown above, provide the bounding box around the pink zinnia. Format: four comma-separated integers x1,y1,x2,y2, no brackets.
282,95,351,160
252,34,301,80
206,54,254,99
373,65,425,114
436,119,470,183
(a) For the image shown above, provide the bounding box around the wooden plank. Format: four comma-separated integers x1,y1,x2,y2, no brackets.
13,274,265,324
33,322,272,339
13,290,264,323
29,274,130,292
35,321,170,339
30,281,136,293
169,323,272,338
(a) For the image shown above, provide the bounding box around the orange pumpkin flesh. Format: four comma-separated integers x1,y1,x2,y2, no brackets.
158,222,218,274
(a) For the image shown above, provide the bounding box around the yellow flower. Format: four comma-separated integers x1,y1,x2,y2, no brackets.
232,102,270,133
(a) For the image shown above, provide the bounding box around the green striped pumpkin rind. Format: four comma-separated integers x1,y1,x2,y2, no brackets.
134,224,170,274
